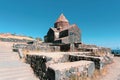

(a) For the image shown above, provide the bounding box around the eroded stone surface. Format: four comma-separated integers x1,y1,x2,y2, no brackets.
25,51,113,80
48,61,95,80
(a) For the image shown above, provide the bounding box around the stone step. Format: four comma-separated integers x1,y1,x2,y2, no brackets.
69,54,105,69
4,77,39,80
0,55,18,57
0,54,19,57
13,77,39,80
0,52,18,55
0,68,32,76
0,42,39,80
0,61,38,80
0,58,18,62
0,66,31,72
0,71,36,80
0,61,28,68
0,51,13,53
0,56,19,59
0,53,19,58
0,64,38,80
0,58,19,60
0,59,19,62
0,58,19,62
0,55,18,58
0,53,18,56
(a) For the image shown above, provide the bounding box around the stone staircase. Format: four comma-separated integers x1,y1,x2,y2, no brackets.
0,42,39,80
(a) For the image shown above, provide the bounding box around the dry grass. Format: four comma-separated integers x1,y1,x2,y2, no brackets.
22,49,30,55
69,66,108,80
0,33,34,40
22,49,42,57
91,66,107,80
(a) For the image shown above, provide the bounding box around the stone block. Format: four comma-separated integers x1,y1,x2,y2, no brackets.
26,53,69,80
47,61,95,80
69,55,105,69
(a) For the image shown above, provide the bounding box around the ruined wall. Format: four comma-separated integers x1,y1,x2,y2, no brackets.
60,37,69,44
54,21,69,29
25,43,60,52
77,44,112,57
45,28,55,43
25,52,113,80
69,25,81,43
26,53,69,80
13,42,60,52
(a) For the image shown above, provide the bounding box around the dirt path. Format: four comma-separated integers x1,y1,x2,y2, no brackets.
100,57,120,80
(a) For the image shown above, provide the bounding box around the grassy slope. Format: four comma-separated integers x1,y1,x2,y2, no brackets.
0,33,34,41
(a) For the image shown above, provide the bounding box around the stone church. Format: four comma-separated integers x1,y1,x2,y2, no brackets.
44,14,81,44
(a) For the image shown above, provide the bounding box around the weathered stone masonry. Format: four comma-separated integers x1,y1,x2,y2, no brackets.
13,14,114,80
44,14,81,51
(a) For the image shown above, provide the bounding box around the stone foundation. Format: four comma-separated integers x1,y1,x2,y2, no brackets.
25,52,113,80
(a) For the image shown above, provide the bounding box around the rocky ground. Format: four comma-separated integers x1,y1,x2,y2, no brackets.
100,57,120,80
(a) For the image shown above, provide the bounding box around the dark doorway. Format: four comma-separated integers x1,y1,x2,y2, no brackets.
60,44,70,51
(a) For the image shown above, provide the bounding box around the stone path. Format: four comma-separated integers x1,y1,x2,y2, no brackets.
0,42,39,80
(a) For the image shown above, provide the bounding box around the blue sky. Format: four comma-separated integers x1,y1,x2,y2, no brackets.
0,0,120,48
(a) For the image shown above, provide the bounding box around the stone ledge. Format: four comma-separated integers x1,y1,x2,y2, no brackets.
48,61,95,80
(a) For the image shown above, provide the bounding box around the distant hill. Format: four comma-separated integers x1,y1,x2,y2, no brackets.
0,33,35,42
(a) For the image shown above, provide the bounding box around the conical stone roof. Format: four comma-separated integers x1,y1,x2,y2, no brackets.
56,13,69,23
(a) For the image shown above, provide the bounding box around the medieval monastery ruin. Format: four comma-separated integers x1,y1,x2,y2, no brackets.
44,13,81,44
44,14,81,52
10,14,114,80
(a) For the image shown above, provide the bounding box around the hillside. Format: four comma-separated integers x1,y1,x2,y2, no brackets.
0,33,35,42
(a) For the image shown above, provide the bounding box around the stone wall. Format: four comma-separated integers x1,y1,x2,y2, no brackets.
26,53,69,80
25,52,113,80
13,42,60,52
69,55,105,69
77,44,112,56
25,43,60,52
